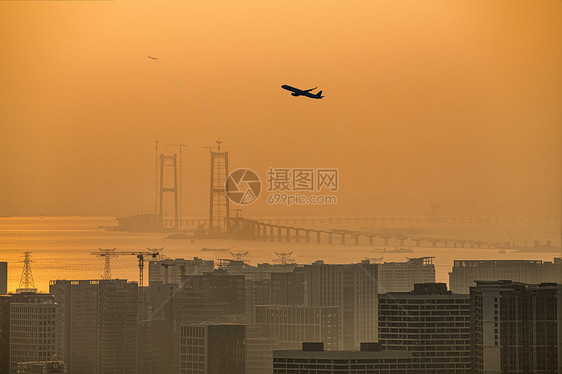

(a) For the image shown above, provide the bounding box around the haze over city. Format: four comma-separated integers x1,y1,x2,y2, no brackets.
1,0,560,218
1,1,561,373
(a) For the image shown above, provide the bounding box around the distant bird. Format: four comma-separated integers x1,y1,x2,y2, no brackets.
148,55,158,60
282,85,324,99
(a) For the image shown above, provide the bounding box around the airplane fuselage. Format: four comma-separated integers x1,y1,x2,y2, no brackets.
282,85,324,99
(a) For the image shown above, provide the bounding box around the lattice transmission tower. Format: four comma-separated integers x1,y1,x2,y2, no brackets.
273,252,295,265
17,251,37,293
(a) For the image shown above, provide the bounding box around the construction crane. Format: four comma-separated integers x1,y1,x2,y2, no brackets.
91,248,162,321
91,248,162,285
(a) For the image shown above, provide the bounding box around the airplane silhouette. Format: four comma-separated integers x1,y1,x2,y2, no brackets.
281,85,324,99
148,55,158,60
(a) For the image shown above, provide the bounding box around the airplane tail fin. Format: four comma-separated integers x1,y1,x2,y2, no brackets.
317,90,323,98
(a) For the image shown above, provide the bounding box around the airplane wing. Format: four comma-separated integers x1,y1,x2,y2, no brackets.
304,86,318,92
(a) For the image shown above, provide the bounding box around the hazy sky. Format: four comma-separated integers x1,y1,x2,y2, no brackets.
0,0,560,218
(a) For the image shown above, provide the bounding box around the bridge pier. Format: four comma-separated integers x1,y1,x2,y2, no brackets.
381,236,390,246
295,229,300,243
316,231,321,244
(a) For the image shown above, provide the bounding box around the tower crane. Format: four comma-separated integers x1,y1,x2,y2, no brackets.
90,248,162,287
91,248,162,321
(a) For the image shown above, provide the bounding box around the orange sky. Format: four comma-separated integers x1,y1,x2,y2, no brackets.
0,0,560,218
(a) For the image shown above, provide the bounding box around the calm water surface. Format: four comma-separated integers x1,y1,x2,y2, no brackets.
0,216,560,292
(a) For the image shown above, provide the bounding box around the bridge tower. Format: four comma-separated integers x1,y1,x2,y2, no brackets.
159,153,179,230
208,140,230,235
16,251,37,293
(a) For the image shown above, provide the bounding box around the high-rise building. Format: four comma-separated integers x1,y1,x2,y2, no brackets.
179,323,245,374
0,262,7,295
303,260,378,349
49,279,138,374
253,305,342,350
0,295,11,374
245,326,277,374
273,342,414,374
148,257,215,286
245,278,271,322
248,305,341,374
378,257,435,293
378,283,471,373
170,272,246,323
449,258,562,294
470,281,562,374
9,293,57,374
270,271,304,305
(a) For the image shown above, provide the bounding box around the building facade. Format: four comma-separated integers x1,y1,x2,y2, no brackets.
273,342,414,373
449,259,561,294
9,293,56,374
148,257,215,286
49,279,138,374
303,260,378,349
470,281,562,374
0,262,7,295
378,283,471,373
254,305,342,350
180,323,245,374
378,257,435,293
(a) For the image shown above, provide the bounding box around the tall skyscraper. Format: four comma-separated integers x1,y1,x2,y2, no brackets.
180,323,245,374
49,279,138,374
378,283,471,373
303,260,378,349
9,293,57,374
470,281,562,374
